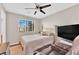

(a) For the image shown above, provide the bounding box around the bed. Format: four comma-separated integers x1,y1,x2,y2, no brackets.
20,34,54,55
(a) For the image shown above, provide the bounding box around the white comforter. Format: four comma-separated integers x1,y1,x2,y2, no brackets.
21,34,54,55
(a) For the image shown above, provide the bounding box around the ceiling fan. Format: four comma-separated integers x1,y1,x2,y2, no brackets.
25,3,51,15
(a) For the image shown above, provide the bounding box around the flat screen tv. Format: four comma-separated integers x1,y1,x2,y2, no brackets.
58,24,79,41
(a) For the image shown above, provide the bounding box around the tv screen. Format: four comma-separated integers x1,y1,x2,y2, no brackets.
58,24,79,41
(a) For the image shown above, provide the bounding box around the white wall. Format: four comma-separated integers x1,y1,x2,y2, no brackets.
6,12,42,43
0,5,1,43
42,4,79,35
0,12,1,33
0,4,6,43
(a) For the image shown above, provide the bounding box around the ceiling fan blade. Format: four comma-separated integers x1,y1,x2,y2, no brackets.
25,8,36,9
34,11,37,15
40,9,46,14
40,4,51,9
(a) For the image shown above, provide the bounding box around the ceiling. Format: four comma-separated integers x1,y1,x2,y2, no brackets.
3,3,78,19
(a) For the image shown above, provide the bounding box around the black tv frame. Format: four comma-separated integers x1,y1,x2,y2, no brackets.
58,24,79,41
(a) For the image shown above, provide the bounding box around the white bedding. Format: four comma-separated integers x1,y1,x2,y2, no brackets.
22,34,42,42
21,34,54,55
57,37,72,46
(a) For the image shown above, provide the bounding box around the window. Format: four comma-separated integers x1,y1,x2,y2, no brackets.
18,19,34,32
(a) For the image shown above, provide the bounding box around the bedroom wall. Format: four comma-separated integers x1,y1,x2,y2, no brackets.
0,4,7,43
0,6,1,32
42,4,79,35
6,12,42,43
0,4,1,43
